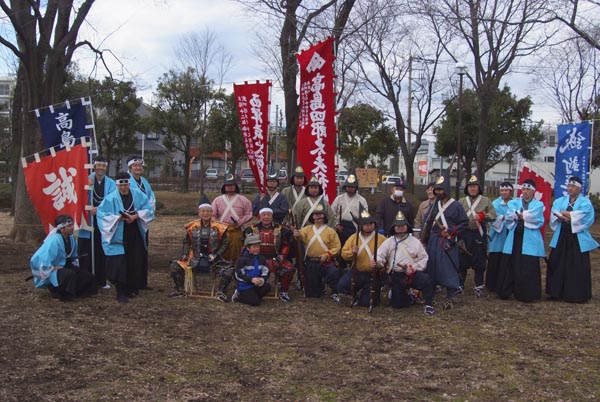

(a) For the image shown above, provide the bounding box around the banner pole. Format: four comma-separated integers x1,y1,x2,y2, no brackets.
589,119,594,196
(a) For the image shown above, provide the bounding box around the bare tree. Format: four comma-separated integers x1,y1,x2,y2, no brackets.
541,0,600,50
172,29,233,192
535,38,599,121
348,0,447,190
413,0,553,183
235,0,356,170
0,0,98,242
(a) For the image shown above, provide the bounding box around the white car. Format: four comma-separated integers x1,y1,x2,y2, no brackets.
205,168,219,180
381,176,402,185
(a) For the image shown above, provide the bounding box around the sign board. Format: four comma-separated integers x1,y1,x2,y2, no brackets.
355,168,379,188
418,160,428,176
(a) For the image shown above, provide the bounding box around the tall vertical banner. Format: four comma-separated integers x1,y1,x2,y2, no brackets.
518,164,552,237
554,122,591,197
23,139,91,234
35,99,90,149
296,37,337,202
234,81,271,194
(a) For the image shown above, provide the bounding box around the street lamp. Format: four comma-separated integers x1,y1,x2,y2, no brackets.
455,61,468,200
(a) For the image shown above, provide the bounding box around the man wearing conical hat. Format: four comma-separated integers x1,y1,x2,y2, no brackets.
293,204,342,302
547,176,598,303
457,174,496,297
486,181,514,292
292,174,335,229
252,163,289,224
338,208,386,307
377,211,435,315
331,172,369,258
281,164,308,214
421,171,469,310
496,178,545,302
212,170,253,263
376,177,415,234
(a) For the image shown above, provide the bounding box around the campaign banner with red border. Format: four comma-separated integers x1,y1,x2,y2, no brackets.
23,140,91,234
234,81,271,194
517,164,552,237
296,37,337,202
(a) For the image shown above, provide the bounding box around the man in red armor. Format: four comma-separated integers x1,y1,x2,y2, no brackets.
244,207,295,302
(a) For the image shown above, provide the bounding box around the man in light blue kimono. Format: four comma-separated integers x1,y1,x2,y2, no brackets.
485,182,513,292
98,172,155,303
547,176,598,302
497,179,545,302
78,156,116,288
127,155,155,290
30,215,96,301
421,172,469,310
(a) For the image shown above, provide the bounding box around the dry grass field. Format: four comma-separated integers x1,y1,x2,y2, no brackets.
1,191,599,401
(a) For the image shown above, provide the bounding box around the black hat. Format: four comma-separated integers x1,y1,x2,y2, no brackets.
433,171,451,194
266,162,278,182
308,203,328,224
343,173,359,189
358,207,375,226
197,193,211,209
290,164,308,185
388,211,413,235
464,174,483,195
221,170,240,194
304,174,324,196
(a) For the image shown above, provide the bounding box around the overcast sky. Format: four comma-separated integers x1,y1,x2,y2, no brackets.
0,0,565,129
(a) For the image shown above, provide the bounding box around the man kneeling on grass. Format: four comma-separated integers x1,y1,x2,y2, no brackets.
232,235,271,306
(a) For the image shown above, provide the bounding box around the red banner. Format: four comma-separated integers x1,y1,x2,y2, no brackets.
517,165,552,237
296,37,337,202
23,142,90,234
418,160,428,176
234,81,271,193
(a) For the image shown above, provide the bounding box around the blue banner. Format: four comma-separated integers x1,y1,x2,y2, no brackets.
36,102,88,149
554,122,591,197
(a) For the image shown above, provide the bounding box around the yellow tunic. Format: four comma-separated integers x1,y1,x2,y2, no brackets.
341,232,387,272
298,224,341,260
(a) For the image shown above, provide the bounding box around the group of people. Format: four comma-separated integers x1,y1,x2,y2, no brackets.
29,158,597,314
30,156,156,303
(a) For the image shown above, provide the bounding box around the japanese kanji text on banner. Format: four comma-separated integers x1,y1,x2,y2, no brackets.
23,140,90,234
35,98,91,149
296,37,337,202
233,81,271,194
554,122,591,198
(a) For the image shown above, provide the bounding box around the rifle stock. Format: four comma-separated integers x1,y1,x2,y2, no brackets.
368,226,379,313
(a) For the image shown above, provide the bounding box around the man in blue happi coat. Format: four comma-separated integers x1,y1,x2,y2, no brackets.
78,156,116,288
30,215,97,301
485,182,513,292
547,176,598,302
497,179,545,302
97,172,155,303
421,172,469,310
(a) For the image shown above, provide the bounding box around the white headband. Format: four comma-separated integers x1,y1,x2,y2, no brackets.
568,180,583,188
56,218,73,230
127,158,144,167
198,203,213,210
259,207,274,215
521,183,536,190
116,178,130,185
499,185,513,190
94,161,108,166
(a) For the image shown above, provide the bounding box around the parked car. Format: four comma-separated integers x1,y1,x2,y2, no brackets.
205,168,219,180
336,170,348,185
381,175,402,185
240,168,255,183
